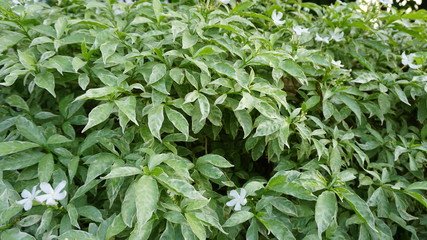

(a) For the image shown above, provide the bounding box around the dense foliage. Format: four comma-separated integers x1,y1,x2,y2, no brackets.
1,0,427,239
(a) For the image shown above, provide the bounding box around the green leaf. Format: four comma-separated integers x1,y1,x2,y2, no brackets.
35,71,56,97
122,183,137,227
0,31,25,53
335,94,362,122
182,31,198,49
407,181,427,191
0,151,45,171
259,215,296,240
197,94,210,122
71,180,102,201
148,104,164,140
197,164,223,179
38,153,54,183
15,116,46,144
149,63,167,85
0,229,36,240
102,167,142,179
36,209,53,235
329,147,342,175
5,95,29,111
279,60,307,85
394,85,410,106
67,203,79,229
85,153,117,184
77,206,103,223
0,141,39,157
315,191,337,238
303,96,320,110
55,17,68,39
18,50,35,70
47,134,72,145
157,176,207,200
135,176,159,228
58,230,97,240
82,102,114,132
78,73,90,90
194,45,224,58
197,154,234,168
403,190,427,208
170,68,185,84
223,211,254,227
72,57,86,73
234,110,253,138
342,191,377,231
267,175,316,201
115,96,138,125
105,214,127,240
185,213,206,240
166,106,189,139
100,41,118,64
74,86,118,101
254,119,280,137
153,0,163,22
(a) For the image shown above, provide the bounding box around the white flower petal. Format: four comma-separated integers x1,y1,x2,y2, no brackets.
226,199,238,207
21,189,31,198
54,191,67,201
240,198,247,206
23,200,33,211
35,194,49,203
54,181,67,194
16,199,28,205
45,198,57,206
409,63,422,69
234,203,242,211
229,190,239,198
39,182,54,194
239,188,246,198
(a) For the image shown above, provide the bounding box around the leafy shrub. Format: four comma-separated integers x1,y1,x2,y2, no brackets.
1,0,427,239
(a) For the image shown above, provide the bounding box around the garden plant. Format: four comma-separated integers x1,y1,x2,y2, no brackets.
0,0,427,239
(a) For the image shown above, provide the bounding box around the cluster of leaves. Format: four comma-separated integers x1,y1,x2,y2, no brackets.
1,0,427,239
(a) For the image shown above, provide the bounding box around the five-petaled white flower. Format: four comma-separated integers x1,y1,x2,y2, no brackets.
16,186,41,211
271,10,286,26
401,52,422,69
330,28,344,42
315,33,330,43
217,0,230,4
35,181,67,206
332,60,344,68
293,25,310,36
226,188,247,211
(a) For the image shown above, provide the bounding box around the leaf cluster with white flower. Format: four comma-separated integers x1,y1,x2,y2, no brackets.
226,188,247,211
401,52,422,69
16,181,67,211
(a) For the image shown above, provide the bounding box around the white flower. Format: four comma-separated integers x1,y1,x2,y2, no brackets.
315,33,330,43
271,10,286,26
226,189,247,211
12,0,20,5
217,0,230,4
330,28,344,42
401,52,422,69
378,0,393,6
35,181,67,205
293,25,310,36
16,186,41,211
332,60,344,68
